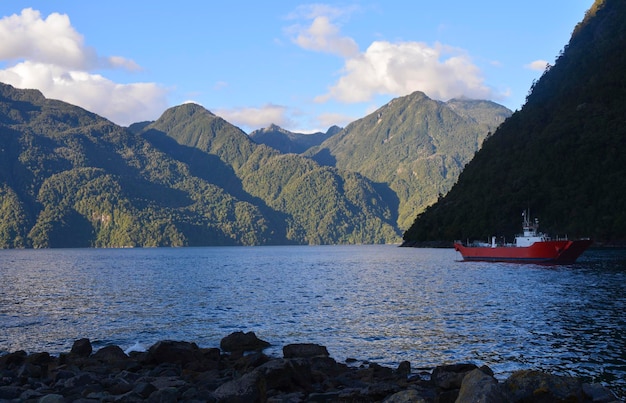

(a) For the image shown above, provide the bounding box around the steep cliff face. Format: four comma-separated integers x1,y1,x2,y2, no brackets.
403,0,626,244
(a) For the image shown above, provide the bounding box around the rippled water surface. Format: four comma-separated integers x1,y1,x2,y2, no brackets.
1,245,625,397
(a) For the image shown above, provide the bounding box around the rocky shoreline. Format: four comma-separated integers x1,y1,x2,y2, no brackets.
0,332,619,402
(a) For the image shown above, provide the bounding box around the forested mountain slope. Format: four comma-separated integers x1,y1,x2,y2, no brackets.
0,86,399,247
0,84,281,247
403,0,626,245
141,104,401,244
307,92,511,230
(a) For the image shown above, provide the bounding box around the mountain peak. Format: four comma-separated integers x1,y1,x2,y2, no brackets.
166,102,215,117
261,123,288,134
0,82,45,104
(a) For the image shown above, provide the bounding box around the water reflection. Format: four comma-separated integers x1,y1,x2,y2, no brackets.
0,246,624,398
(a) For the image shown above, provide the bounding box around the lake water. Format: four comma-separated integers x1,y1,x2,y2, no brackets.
1,245,625,398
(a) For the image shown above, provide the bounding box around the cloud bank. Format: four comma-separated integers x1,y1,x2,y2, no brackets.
288,5,494,105
0,8,167,126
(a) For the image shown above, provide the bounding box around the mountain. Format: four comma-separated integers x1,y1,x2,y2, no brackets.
249,124,341,154
307,92,512,229
140,104,401,244
0,85,285,247
402,0,626,245
0,85,399,247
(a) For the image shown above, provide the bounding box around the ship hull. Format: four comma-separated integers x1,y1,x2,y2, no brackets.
454,239,593,264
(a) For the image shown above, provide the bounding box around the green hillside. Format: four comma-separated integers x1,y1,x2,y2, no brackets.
403,0,626,245
0,85,283,248
141,104,401,244
0,86,402,247
307,92,511,230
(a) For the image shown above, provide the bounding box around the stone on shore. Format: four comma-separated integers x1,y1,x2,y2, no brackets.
0,332,620,402
456,368,506,403
220,331,271,352
283,343,329,358
70,337,92,357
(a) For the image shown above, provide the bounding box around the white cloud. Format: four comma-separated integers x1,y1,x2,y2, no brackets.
286,4,360,58
291,16,359,58
525,59,549,71
287,6,494,106
0,61,168,126
0,8,93,69
0,8,167,126
214,104,292,132
317,40,492,104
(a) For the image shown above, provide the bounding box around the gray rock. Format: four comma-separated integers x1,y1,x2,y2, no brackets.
93,345,128,363
396,360,411,377
383,389,427,403
282,343,329,358
147,386,179,403
146,340,202,366
70,338,92,357
220,331,271,352
213,370,266,402
255,358,313,392
38,394,67,403
133,382,158,398
582,382,620,402
456,368,505,403
503,370,585,402
431,363,479,390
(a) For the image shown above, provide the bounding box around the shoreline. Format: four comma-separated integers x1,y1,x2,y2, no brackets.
0,332,619,402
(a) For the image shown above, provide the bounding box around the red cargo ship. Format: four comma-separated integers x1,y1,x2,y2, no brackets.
454,211,592,264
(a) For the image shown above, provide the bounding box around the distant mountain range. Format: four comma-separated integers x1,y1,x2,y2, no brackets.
15,0,622,248
249,124,342,154
403,0,626,246
0,80,509,247
306,94,511,229
249,93,511,231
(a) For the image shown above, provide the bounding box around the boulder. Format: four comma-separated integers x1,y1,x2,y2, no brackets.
26,351,51,365
456,368,505,403
146,340,202,366
283,343,329,358
0,335,620,402
582,382,619,402
0,350,27,368
383,388,427,402
431,363,479,390
396,361,411,378
255,358,314,392
213,370,266,402
220,331,270,352
503,370,585,402
93,345,128,363
70,338,92,357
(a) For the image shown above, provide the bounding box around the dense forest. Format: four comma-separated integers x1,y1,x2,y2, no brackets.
307,93,511,230
0,77,509,248
403,0,626,245
0,89,400,248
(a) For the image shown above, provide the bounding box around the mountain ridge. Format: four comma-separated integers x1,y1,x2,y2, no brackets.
249,124,341,154
402,0,626,245
0,80,516,247
306,91,511,229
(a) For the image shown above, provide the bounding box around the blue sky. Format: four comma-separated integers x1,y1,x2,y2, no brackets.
0,1,591,133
